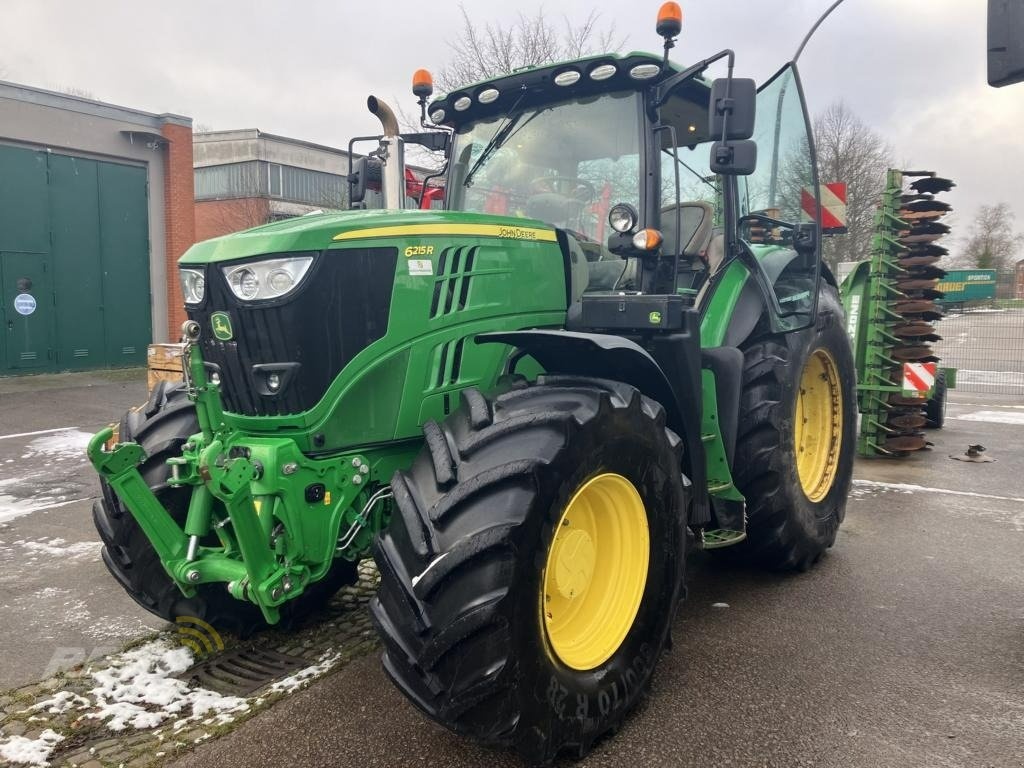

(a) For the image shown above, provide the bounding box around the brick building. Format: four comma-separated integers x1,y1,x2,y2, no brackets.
0,80,195,374
193,130,377,242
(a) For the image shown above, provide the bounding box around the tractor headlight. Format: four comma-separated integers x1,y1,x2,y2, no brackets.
180,268,206,305
222,255,314,302
609,203,639,234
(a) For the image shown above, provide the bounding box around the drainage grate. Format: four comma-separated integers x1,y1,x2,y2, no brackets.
176,646,309,697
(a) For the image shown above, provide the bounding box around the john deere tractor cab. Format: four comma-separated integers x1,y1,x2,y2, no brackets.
88,3,855,762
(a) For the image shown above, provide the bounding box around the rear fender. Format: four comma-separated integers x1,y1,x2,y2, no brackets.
709,248,840,348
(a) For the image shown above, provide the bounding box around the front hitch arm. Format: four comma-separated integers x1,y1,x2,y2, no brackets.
87,428,190,568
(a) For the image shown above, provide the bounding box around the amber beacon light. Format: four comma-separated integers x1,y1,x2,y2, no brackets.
656,2,683,38
412,69,434,100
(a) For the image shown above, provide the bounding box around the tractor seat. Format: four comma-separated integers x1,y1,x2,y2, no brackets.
661,201,715,264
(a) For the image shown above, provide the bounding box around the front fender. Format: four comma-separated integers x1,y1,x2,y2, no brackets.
477,329,709,525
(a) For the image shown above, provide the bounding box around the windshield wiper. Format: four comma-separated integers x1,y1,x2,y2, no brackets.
462,92,530,188
662,149,718,193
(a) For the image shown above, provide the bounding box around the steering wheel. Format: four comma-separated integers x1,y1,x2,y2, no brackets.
529,176,597,204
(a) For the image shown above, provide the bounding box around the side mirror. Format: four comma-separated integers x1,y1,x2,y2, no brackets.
709,78,756,140
349,156,369,207
710,139,757,176
988,0,1024,87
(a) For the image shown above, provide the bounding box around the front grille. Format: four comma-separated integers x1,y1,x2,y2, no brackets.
188,248,398,416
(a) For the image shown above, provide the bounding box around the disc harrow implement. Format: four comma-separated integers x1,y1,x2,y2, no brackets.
840,169,955,457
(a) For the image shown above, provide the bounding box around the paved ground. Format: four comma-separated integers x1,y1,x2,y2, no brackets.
0,370,162,690
170,395,1024,768
2,368,1023,767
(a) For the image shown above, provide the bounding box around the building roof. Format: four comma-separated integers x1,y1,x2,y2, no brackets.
0,79,191,128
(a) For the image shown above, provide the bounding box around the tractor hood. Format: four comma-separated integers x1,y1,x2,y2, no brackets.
179,209,557,265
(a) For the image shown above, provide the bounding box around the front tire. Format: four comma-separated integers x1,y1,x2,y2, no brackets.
370,377,687,763
731,285,857,570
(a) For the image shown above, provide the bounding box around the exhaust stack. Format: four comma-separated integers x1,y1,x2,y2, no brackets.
367,96,405,210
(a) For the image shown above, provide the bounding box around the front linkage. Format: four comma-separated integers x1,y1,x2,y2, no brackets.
87,321,388,624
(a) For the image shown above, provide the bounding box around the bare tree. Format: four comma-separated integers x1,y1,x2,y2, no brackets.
437,5,625,91
957,203,1023,274
813,102,894,273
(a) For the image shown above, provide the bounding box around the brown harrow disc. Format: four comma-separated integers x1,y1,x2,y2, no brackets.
901,198,952,213
892,299,937,313
898,255,943,268
884,434,929,452
889,394,928,407
893,322,938,337
887,413,928,430
904,243,948,257
903,265,947,280
910,176,955,194
892,345,935,361
900,209,945,222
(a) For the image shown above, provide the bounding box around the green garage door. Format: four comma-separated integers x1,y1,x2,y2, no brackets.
0,144,151,373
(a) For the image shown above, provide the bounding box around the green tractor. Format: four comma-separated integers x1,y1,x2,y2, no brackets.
88,4,855,762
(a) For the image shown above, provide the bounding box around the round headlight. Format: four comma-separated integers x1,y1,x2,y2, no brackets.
453,96,472,111
230,267,259,299
554,69,581,86
180,268,206,304
589,63,617,81
478,88,499,104
267,268,295,294
609,203,639,234
430,108,446,123
629,63,661,80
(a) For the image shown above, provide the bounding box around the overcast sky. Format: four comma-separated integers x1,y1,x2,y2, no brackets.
1,0,1019,251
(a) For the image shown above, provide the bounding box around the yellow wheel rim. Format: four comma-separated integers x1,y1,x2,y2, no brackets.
541,473,649,670
795,348,843,502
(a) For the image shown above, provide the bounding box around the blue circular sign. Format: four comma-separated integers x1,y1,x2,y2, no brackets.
14,293,36,316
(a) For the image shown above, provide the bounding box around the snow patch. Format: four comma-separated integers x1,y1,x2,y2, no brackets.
85,639,249,732
851,480,1024,530
0,728,64,767
0,496,86,525
15,538,102,558
268,652,340,695
954,410,1024,426
29,691,91,715
22,430,94,462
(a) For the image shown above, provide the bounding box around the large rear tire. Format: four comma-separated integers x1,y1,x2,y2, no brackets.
370,377,687,763
731,285,857,570
94,381,356,635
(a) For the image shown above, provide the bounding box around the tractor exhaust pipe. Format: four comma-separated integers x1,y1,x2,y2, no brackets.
367,96,405,210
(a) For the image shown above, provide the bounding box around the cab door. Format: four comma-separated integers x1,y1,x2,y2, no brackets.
741,62,822,329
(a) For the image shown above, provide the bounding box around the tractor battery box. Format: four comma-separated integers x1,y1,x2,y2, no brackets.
580,293,690,331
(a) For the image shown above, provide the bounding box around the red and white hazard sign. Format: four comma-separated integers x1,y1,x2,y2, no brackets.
801,182,848,233
902,362,936,395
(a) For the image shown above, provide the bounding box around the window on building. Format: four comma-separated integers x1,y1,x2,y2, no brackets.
268,163,283,197
280,165,346,208
195,159,350,208
194,161,262,200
